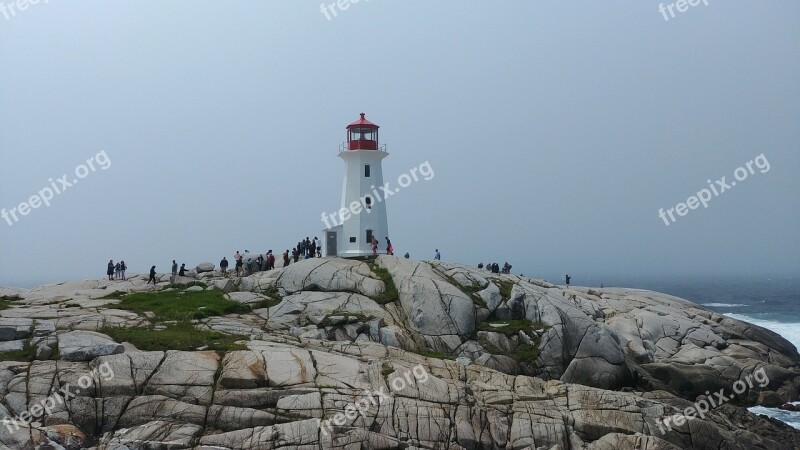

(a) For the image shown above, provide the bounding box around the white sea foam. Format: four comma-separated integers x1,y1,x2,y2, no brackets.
724,313,800,351
727,313,800,430
703,303,748,308
748,406,800,430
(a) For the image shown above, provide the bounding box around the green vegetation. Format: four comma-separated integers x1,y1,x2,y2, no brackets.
0,295,21,310
111,289,250,321
0,341,36,362
477,319,548,364
318,313,370,328
434,269,488,308
171,281,208,290
366,262,399,305
101,290,127,300
478,319,546,336
510,343,540,362
492,279,515,302
381,362,394,379
263,285,281,300
102,323,248,352
97,286,271,353
411,348,455,360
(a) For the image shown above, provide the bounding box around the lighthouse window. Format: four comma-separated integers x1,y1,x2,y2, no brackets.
365,196,372,210
366,229,373,244
349,237,357,243
365,164,371,177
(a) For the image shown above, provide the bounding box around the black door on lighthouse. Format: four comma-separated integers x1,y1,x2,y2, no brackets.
326,231,337,256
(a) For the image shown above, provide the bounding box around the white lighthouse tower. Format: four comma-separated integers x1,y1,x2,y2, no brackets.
324,113,389,257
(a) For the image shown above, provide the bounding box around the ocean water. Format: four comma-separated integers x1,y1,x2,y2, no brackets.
601,276,800,430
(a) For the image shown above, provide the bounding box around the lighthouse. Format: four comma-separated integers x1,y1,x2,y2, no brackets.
324,113,389,257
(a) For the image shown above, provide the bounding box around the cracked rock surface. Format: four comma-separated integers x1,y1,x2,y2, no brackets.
0,256,797,449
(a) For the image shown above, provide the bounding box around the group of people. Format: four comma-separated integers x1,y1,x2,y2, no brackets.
295,237,322,260
106,260,127,280
478,262,512,274
371,236,393,256
109,234,434,285
229,250,283,277
226,236,322,278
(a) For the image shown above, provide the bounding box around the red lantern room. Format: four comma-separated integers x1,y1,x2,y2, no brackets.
346,113,380,150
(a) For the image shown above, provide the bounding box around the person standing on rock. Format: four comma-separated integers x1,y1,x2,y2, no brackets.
385,237,393,255
120,261,127,280
256,254,264,271
171,260,178,284
267,250,275,270
147,266,157,285
314,237,321,257
107,260,115,281
371,238,379,256
114,262,121,280
235,257,243,277
234,251,242,266
283,250,290,267
434,249,441,260
292,248,299,263
220,257,229,276
565,274,571,287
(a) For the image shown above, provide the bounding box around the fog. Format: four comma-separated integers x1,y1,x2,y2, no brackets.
1,1,798,288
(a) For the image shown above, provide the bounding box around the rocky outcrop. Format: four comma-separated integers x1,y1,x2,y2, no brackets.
0,256,797,449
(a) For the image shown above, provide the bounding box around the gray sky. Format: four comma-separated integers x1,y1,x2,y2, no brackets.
1,1,798,288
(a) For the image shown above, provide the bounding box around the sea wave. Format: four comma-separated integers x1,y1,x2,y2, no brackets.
728,314,800,431
748,406,800,430
703,303,748,307
724,313,800,351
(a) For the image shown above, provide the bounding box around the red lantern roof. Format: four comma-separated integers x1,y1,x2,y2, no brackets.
347,113,379,130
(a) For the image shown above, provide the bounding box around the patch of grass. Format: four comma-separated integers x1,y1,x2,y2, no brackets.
437,272,488,308
511,343,540,363
101,290,127,299
318,313,370,328
111,289,250,321
478,319,545,337
171,281,207,290
411,348,455,360
476,319,547,364
366,263,399,305
381,362,394,379
492,279,515,302
0,295,21,309
0,341,36,362
101,323,248,352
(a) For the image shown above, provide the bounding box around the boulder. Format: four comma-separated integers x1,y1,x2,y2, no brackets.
195,262,215,273
58,331,124,361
